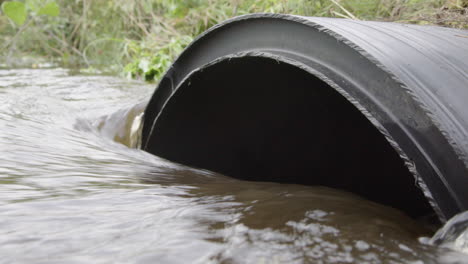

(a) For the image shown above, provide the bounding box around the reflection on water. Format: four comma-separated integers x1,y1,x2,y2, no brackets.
0,68,466,263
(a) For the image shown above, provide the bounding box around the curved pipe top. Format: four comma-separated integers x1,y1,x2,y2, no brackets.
142,14,468,222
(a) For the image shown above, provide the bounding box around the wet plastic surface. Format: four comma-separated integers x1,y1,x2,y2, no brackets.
142,14,468,222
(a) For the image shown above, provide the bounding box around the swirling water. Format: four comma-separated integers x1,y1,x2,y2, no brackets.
0,68,467,264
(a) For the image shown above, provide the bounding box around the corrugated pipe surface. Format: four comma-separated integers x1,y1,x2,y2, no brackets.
141,14,468,223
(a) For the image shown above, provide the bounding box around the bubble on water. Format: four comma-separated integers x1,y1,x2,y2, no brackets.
399,243,413,252
355,240,370,251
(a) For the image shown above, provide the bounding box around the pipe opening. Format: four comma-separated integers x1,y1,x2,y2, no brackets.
146,56,435,219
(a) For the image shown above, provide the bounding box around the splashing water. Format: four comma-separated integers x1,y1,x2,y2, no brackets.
0,68,467,263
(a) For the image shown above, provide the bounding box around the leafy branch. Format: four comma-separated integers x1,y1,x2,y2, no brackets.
1,0,60,63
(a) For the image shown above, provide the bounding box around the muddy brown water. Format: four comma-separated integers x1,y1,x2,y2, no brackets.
0,68,467,263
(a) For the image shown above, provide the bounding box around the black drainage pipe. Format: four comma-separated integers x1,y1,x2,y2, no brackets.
141,14,468,223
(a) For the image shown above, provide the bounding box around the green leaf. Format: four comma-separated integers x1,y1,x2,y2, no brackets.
38,1,59,17
25,0,40,12
1,1,27,26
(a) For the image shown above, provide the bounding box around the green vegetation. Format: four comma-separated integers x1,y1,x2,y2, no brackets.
1,0,467,81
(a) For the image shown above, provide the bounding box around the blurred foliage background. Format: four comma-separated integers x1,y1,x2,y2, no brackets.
1,0,467,81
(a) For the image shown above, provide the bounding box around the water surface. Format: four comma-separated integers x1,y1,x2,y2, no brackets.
0,68,466,263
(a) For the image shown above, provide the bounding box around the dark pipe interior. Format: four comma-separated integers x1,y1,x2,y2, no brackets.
145,57,434,218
